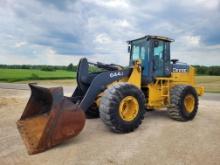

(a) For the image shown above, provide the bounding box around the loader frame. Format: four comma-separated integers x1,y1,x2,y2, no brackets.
147,66,204,109
73,69,131,110
93,63,204,111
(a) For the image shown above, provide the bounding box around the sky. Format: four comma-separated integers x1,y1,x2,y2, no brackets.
0,0,220,66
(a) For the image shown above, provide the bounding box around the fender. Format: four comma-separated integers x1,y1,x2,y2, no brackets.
79,69,131,111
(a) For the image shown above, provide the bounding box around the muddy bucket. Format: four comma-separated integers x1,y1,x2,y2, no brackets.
17,84,85,154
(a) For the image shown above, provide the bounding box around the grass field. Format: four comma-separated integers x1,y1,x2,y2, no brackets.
22,76,220,93
0,69,76,82
196,76,220,93
0,69,219,93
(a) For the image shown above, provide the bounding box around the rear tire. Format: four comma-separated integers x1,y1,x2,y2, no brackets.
99,83,146,133
168,85,198,121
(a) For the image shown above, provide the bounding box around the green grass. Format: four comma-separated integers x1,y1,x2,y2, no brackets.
0,69,75,82
196,76,220,93
0,69,220,93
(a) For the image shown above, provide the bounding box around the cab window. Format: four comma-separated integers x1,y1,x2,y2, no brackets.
153,40,165,76
130,39,148,62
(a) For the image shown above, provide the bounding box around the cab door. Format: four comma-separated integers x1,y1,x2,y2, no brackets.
151,40,171,77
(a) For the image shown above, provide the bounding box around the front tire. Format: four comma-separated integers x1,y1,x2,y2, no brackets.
168,85,198,121
85,103,99,119
99,83,146,133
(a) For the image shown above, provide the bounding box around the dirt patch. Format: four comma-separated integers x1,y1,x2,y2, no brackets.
16,79,75,87
0,89,220,165
0,97,18,107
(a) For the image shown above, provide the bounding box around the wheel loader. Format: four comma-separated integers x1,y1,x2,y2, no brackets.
17,35,204,154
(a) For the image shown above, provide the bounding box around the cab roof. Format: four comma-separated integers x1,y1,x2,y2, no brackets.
127,35,174,43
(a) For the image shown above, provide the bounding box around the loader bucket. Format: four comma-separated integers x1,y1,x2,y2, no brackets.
16,84,85,154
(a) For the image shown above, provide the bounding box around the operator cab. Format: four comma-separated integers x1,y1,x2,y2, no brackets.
128,35,174,83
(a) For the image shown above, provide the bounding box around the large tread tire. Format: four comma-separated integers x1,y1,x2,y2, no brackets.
85,103,99,119
99,83,146,133
168,85,198,121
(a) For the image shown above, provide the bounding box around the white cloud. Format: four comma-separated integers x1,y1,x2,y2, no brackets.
0,0,220,66
181,35,201,47
0,48,82,65
42,49,82,65
84,0,129,8
187,0,219,10
94,33,112,44
15,41,27,48
114,19,130,28
173,48,220,66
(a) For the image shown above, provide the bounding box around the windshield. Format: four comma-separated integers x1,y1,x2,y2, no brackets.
130,39,149,76
130,39,147,62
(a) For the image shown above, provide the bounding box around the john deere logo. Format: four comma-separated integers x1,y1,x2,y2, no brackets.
110,72,123,78
173,68,187,72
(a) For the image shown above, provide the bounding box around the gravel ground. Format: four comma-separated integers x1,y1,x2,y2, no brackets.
0,87,220,165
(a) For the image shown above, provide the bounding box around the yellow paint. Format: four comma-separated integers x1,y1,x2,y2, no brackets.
96,64,204,112
171,66,195,85
119,96,139,121
147,66,204,109
127,60,141,88
147,78,171,109
171,66,204,95
195,86,205,96
184,94,195,113
95,94,102,107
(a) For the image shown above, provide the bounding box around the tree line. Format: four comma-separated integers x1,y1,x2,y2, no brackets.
0,64,220,75
0,64,77,71
193,66,220,76
0,63,99,72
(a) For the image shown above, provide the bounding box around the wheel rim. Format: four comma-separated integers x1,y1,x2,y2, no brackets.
119,96,139,121
184,94,195,113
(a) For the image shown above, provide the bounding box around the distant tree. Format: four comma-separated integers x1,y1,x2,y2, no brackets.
41,66,55,71
67,63,74,71
194,65,208,75
88,65,103,72
208,66,220,76
21,65,32,69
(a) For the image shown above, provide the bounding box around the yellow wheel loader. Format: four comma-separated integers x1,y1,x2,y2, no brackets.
17,35,204,154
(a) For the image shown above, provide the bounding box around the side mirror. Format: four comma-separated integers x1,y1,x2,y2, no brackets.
128,45,131,53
